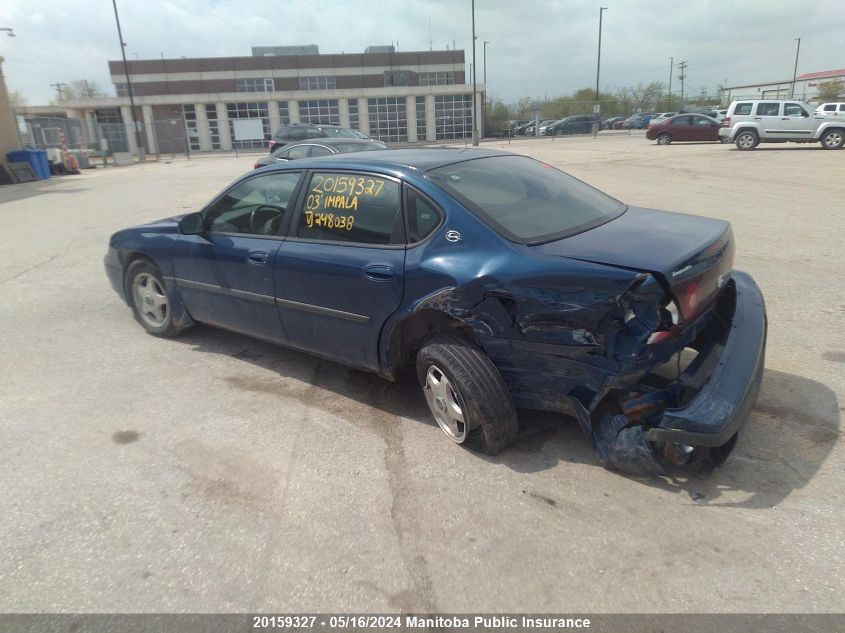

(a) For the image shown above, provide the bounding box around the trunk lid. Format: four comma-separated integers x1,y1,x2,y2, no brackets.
534,206,735,319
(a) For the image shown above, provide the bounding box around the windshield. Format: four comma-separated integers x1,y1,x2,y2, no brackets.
426,155,626,244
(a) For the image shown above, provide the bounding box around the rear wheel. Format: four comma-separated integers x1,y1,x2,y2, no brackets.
416,335,517,455
820,128,844,149
125,260,186,338
735,130,759,150
656,133,672,145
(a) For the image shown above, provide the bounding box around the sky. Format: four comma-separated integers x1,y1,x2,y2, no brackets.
0,0,841,106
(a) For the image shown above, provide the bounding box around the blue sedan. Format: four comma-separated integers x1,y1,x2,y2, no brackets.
104,149,766,475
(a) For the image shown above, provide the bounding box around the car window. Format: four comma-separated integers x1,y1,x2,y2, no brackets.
840,105,845,112
306,128,325,139
672,116,692,125
734,103,753,115
823,104,835,111
288,127,307,141
334,142,388,153
287,145,310,160
405,187,442,244
756,102,780,116
692,116,712,125
310,145,333,157
297,172,403,245
275,128,292,141
427,155,625,245
784,103,805,117
204,172,302,236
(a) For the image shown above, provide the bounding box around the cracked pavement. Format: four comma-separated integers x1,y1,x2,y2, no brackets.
0,137,843,613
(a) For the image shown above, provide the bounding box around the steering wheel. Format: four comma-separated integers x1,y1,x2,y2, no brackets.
249,204,284,234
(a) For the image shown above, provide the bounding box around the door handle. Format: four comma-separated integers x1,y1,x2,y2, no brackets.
364,265,395,281
754,117,762,120
781,117,790,120
247,250,270,265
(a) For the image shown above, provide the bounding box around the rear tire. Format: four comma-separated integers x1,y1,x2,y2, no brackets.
656,133,672,145
416,335,517,455
735,130,759,150
820,128,844,149
125,260,187,338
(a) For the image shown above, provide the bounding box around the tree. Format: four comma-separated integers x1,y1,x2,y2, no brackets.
9,90,27,111
630,81,664,113
817,79,844,102
514,96,535,118
58,80,106,100
484,99,511,135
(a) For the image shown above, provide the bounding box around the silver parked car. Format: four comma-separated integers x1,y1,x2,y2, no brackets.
719,99,845,150
253,138,388,169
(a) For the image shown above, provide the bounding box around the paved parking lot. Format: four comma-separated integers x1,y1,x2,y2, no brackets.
1,134,842,613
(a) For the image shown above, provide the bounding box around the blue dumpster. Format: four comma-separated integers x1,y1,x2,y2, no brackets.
6,149,51,180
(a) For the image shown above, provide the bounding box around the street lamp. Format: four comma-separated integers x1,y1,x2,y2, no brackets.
790,37,801,99
111,0,144,159
593,7,608,137
471,0,479,145
1,28,15,37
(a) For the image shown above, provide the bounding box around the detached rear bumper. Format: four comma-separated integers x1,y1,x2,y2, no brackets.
645,271,767,447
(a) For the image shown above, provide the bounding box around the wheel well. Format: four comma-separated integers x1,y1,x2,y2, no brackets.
735,127,758,138
121,253,157,295
386,310,479,378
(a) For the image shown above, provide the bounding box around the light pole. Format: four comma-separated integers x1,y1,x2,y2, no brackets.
111,0,144,159
667,56,673,110
678,60,687,106
593,7,608,137
483,40,490,99
471,0,479,145
790,37,801,99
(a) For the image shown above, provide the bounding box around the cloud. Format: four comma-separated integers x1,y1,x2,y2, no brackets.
0,0,840,105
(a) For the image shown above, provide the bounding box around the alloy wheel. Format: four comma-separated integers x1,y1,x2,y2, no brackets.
424,364,468,443
132,273,168,328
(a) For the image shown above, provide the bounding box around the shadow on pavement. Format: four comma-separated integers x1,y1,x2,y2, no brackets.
175,326,839,509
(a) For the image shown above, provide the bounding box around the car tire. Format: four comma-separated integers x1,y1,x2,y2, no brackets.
656,133,672,145
125,260,186,338
820,128,844,150
416,334,518,455
735,130,759,151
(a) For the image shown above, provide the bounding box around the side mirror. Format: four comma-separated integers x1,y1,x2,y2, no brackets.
179,212,204,235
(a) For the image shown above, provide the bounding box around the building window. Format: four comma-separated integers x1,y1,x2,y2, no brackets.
205,104,221,150
226,101,270,149
236,78,275,93
367,97,407,142
419,72,454,86
299,76,336,91
115,83,133,97
94,108,128,153
298,99,340,125
183,105,200,151
434,94,472,140
348,99,359,130
278,102,290,125
416,96,427,141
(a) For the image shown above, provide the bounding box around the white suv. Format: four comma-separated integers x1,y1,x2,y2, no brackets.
816,102,845,116
719,100,845,150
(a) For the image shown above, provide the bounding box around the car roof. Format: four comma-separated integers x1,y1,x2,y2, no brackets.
282,138,380,149
267,147,511,173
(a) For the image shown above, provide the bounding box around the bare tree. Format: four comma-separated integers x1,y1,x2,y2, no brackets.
59,80,107,100
9,90,27,110
630,81,664,112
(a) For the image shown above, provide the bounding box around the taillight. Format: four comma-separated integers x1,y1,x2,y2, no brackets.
680,282,701,319
722,117,730,126
254,162,262,169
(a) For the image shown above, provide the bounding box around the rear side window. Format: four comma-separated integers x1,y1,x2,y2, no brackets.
840,105,845,112
756,102,780,116
405,187,442,243
287,145,309,159
306,128,324,139
297,172,402,245
310,145,333,157
734,103,753,115
427,155,625,245
672,116,692,125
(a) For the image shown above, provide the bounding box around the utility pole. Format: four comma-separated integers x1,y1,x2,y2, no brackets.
678,60,688,106
594,7,608,137
791,37,801,99
471,0,479,145
111,0,144,158
50,82,66,100
667,57,673,110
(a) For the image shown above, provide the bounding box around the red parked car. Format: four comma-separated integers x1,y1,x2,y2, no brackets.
646,114,723,144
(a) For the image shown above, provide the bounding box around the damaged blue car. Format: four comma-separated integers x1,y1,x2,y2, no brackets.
104,149,766,475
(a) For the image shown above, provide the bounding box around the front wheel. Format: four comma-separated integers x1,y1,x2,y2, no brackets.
656,133,672,145
125,260,187,337
735,130,759,150
416,335,518,455
820,128,844,149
